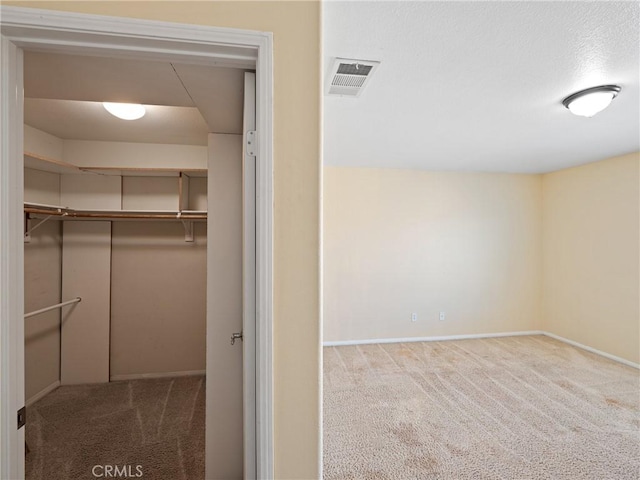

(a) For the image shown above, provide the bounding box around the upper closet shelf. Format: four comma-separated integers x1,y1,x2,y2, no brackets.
24,151,82,174
82,167,207,177
24,152,207,177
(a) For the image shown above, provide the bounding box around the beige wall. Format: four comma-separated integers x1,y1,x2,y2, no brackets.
323,166,543,342
8,2,322,477
324,157,640,366
24,169,61,402
542,153,640,364
110,222,207,378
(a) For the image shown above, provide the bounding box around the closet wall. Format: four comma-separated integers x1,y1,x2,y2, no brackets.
24,125,210,401
110,222,207,378
112,177,207,383
24,167,62,402
24,126,63,402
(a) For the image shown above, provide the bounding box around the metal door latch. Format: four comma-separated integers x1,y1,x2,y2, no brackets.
230,331,243,345
17,406,26,429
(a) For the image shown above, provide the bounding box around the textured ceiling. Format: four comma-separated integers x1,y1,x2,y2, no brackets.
323,1,640,173
24,51,246,144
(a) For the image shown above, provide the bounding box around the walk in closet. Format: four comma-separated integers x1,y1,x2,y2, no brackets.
24,138,208,388
22,50,248,479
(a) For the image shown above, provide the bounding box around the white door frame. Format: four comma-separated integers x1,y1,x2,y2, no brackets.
242,71,258,479
0,7,274,480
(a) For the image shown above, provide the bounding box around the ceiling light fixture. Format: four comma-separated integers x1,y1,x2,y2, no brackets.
562,85,621,118
103,102,146,120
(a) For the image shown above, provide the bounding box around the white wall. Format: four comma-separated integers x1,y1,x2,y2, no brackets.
110,222,207,378
189,178,207,211
24,167,60,205
64,140,206,169
323,166,543,342
60,221,112,384
206,133,243,477
59,174,119,384
24,124,63,160
24,168,62,402
122,177,179,210
112,174,207,378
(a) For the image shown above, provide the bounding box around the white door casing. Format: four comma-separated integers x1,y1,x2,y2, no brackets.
205,71,258,476
243,71,258,479
0,7,273,480
0,34,26,480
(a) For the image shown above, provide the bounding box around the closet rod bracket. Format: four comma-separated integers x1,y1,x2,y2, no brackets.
24,213,59,242
180,218,194,242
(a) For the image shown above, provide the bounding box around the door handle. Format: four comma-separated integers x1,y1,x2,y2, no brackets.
231,331,243,345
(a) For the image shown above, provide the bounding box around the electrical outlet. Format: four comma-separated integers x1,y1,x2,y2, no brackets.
439,311,446,321
411,313,417,322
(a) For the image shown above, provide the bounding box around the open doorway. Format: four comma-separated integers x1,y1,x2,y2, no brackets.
1,8,274,480
22,50,250,479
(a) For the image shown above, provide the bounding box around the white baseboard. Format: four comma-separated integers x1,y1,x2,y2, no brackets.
323,330,639,370
323,331,544,347
110,370,206,382
542,332,639,369
26,380,60,407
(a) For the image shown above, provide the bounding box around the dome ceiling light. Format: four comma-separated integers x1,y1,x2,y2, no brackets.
562,85,621,118
103,102,146,120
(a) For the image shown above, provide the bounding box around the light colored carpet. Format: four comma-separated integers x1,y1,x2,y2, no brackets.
323,335,640,480
26,375,205,480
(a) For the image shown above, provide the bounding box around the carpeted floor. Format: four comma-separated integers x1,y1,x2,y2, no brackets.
26,375,205,480
323,335,640,480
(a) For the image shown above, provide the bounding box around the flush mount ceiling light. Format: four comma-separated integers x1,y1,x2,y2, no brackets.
562,85,621,118
103,102,146,120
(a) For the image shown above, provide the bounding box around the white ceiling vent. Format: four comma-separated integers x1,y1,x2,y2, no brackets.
326,58,380,97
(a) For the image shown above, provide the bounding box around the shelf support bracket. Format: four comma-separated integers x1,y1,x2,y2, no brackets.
180,219,194,243
24,213,54,242
24,213,30,244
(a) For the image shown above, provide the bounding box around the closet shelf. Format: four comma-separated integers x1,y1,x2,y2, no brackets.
24,151,82,175
82,167,207,177
24,202,207,221
24,152,208,178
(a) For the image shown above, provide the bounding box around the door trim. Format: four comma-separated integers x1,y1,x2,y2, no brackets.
0,6,274,479
243,72,258,479
0,33,25,480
